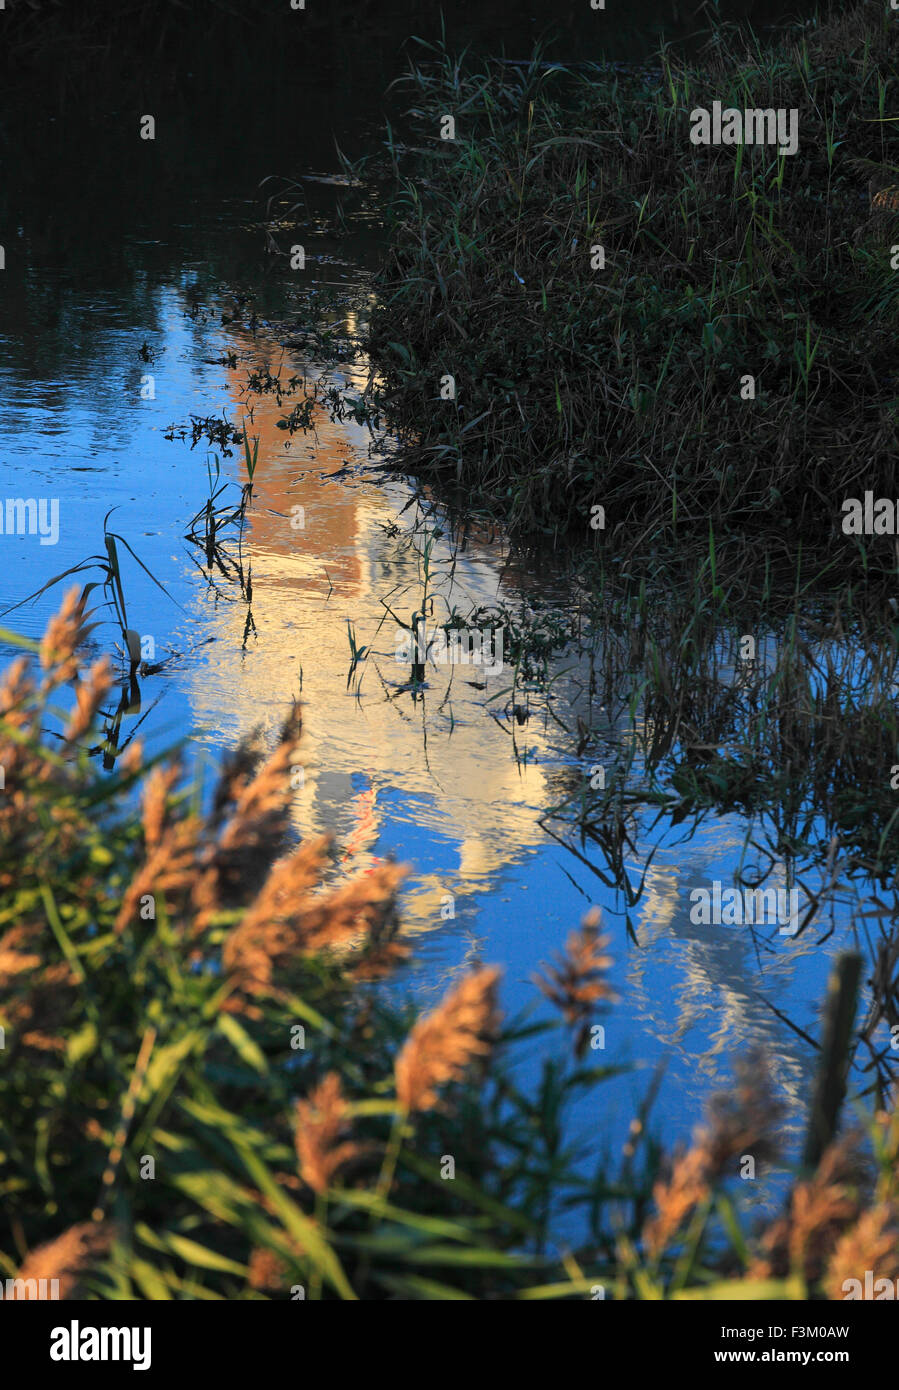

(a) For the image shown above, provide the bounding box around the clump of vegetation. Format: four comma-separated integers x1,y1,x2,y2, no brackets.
369,2,899,559
1,592,898,1300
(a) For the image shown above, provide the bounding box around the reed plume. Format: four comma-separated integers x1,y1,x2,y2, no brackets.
0,658,36,839
38,586,88,690
222,845,407,1000
642,1145,711,1259
114,816,202,934
0,594,107,896
191,703,304,928
643,1051,781,1258
824,1202,899,1299
11,1221,113,1299
140,761,183,853
248,1246,290,1292
63,656,113,745
534,906,615,1053
0,922,76,1054
394,965,501,1113
750,1132,869,1284
295,1072,360,1194
0,655,33,727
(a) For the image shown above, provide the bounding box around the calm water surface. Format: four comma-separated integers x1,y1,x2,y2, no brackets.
0,1,867,1184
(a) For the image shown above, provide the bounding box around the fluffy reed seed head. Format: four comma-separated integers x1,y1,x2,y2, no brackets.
643,1145,712,1259
751,1133,868,1283
11,1221,113,1299
643,1051,781,1258
533,907,615,1049
192,704,304,927
294,1072,360,1195
38,586,88,688
824,1202,899,1300
140,761,183,853
394,965,501,1113
247,1246,290,1292
222,844,407,997
63,656,113,745
0,655,34,729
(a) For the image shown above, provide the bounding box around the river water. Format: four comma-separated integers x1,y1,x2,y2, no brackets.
0,0,870,1186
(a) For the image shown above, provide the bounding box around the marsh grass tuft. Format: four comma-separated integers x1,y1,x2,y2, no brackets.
368,6,899,568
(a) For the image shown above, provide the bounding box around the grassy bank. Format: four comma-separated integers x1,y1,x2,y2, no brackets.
0,592,897,1300
368,2,899,560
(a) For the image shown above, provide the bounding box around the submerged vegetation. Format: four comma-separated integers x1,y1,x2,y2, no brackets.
0,594,898,1300
369,2,899,561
